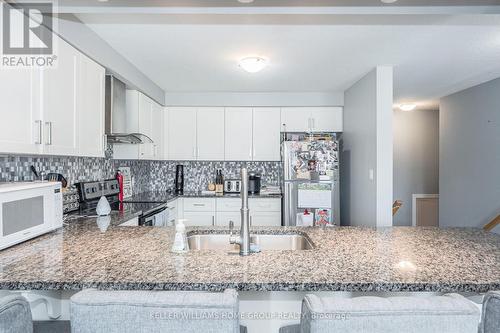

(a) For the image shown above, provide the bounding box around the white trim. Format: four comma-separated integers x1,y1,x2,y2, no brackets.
412,194,439,227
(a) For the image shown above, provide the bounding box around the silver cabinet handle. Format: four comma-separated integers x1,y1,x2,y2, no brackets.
45,121,52,145
34,120,42,144
212,215,215,226
193,203,205,207
192,147,196,158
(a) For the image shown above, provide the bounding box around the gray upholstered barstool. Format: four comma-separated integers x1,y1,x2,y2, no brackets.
481,291,500,333
70,289,242,333
280,293,481,333
0,294,33,333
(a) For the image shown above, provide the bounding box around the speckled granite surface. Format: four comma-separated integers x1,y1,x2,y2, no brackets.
124,191,282,203
0,219,498,292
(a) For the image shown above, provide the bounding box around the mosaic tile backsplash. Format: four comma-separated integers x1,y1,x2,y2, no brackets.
0,154,282,194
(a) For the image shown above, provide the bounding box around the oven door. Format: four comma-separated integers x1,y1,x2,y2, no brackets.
139,206,168,227
0,186,56,250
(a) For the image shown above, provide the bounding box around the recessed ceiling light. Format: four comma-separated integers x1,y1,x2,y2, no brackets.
381,0,398,3
399,104,417,112
238,0,255,3
238,57,267,73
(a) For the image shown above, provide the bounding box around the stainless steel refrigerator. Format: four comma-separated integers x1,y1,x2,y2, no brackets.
282,137,340,226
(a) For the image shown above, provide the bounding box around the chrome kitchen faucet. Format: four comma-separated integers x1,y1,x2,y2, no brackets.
229,168,251,256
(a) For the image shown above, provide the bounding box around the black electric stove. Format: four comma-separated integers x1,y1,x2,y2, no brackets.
75,179,168,226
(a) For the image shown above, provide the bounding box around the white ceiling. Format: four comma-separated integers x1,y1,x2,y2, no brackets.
73,7,500,109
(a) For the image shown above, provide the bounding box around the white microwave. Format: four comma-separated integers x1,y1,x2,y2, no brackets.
0,182,63,250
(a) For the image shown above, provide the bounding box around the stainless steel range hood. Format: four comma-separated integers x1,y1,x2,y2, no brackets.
105,75,153,145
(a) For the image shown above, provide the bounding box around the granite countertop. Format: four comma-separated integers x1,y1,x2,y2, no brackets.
0,218,499,293
124,191,282,204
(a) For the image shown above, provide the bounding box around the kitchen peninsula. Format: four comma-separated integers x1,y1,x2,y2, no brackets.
0,214,498,293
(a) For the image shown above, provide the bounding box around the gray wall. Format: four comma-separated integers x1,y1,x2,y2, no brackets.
341,67,393,227
54,14,165,105
439,78,500,229
393,109,439,226
341,70,377,226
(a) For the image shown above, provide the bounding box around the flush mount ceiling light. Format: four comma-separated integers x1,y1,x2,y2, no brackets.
238,57,267,73
381,0,398,3
399,103,417,112
238,0,255,3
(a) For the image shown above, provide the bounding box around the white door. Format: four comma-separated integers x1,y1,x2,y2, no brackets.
78,54,105,157
197,107,224,160
252,107,281,161
168,107,197,160
216,212,241,228
0,67,42,155
280,107,311,132
183,212,215,226
42,38,79,156
225,107,253,161
151,102,163,160
138,94,154,160
250,212,282,226
310,107,343,132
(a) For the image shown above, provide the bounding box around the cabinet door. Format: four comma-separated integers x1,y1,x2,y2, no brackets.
197,107,224,160
151,102,163,160
280,107,311,132
310,107,343,132
78,54,105,157
42,38,79,156
0,67,42,155
225,107,253,161
138,94,154,160
250,212,282,226
253,108,281,161
216,212,241,228
168,107,197,160
183,212,215,226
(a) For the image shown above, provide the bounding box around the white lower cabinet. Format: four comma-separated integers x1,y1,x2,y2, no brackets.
217,211,242,228
183,212,216,227
214,198,282,227
180,197,282,227
250,211,282,227
182,198,216,226
167,199,179,225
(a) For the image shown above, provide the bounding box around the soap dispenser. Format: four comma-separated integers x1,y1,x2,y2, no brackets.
171,219,189,253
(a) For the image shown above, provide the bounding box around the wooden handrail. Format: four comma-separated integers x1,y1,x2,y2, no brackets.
392,200,403,216
483,215,500,232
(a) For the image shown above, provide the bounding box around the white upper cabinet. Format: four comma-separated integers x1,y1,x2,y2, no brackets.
0,68,42,155
280,107,310,132
310,107,343,132
281,107,343,132
77,54,105,157
42,38,79,156
137,93,154,160
151,102,164,160
252,107,281,161
196,107,225,160
225,107,253,161
168,107,197,160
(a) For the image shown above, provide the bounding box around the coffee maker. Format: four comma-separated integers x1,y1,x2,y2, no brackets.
175,165,184,194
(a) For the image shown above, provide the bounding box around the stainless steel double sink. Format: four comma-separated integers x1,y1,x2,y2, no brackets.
187,233,314,251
